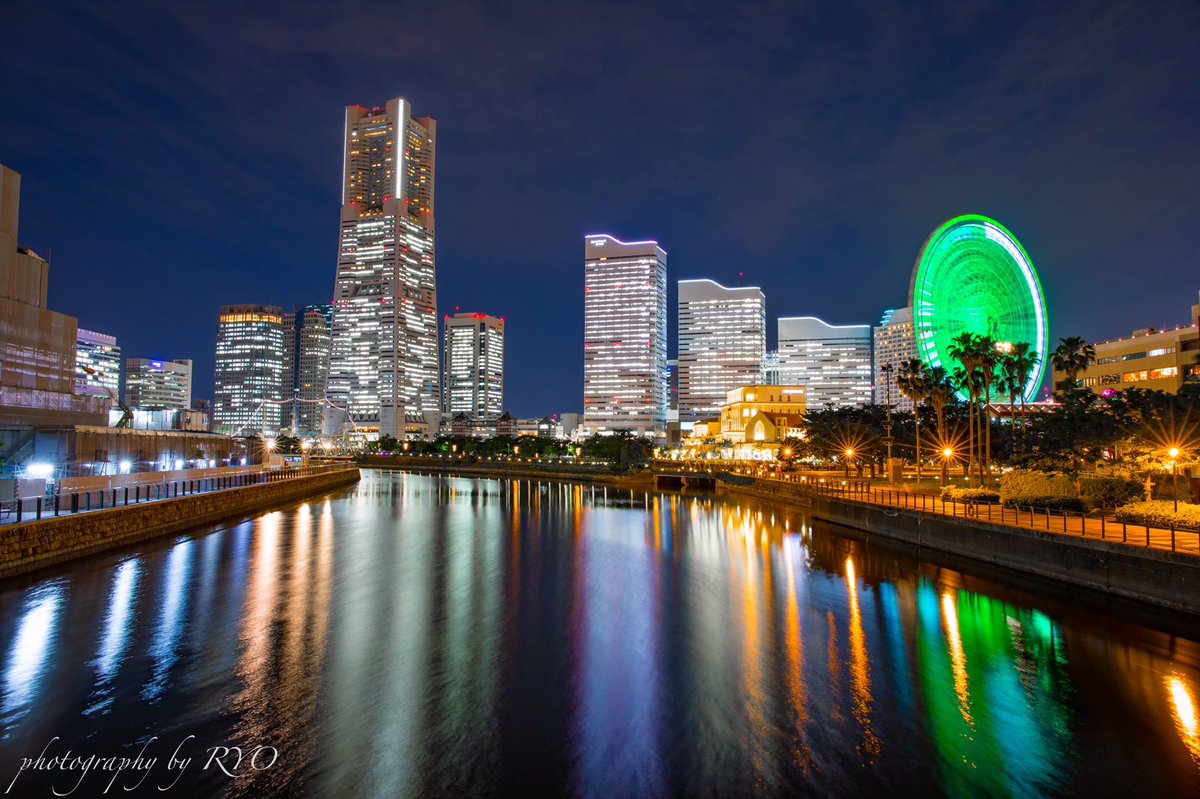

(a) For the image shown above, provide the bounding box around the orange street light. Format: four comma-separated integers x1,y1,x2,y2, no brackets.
1169,447,1182,513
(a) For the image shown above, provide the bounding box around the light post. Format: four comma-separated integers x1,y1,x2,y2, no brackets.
844,448,854,479
942,448,953,488
1169,447,1181,513
881,363,894,482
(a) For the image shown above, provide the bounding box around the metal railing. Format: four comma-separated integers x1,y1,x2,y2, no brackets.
0,464,355,526
791,477,1200,556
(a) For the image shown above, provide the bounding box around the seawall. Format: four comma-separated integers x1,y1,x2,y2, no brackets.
0,467,361,579
723,478,1200,615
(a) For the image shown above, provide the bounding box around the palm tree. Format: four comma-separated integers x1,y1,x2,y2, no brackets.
926,365,956,484
999,351,1022,456
897,358,929,482
948,332,983,485
1050,336,1096,394
1011,343,1040,453
976,336,1000,483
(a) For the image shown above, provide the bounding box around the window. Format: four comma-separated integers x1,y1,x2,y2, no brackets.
1122,352,1147,361
1148,347,1176,357
1100,373,1120,385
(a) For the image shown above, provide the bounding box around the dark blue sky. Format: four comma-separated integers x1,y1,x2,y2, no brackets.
2,2,1198,416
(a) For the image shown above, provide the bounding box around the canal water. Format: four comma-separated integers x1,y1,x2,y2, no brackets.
0,470,1198,797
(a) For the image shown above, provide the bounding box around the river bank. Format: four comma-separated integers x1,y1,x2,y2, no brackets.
0,466,360,579
357,456,657,488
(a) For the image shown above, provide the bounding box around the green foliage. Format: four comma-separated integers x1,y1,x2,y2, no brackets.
1079,476,1142,509
999,470,1087,511
941,486,1000,502
1114,500,1200,531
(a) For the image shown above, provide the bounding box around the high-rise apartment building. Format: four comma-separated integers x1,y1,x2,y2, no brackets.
777,316,873,408
213,304,284,435
583,234,668,435
326,98,438,437
0,164,107,427
75,329,121,399
677,279,766,421
125,358,192,410
283,304,333,435
872,307,917,411
442,312,504,418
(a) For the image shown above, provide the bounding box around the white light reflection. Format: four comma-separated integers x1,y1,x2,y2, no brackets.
95,559,140,684
2,582,65,722
142,539,194,701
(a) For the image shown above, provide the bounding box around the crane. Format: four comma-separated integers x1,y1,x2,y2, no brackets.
80,366,132,428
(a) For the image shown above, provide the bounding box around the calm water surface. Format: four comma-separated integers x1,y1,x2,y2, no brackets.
0,470,1198,797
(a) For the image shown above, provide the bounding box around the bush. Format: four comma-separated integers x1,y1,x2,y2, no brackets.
999,470,1087,512
1080,477,1142,509
941,487,1000,502
1114,501,1200,531
1152,476,1195,504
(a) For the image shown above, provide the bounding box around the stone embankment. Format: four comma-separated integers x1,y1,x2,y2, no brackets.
722,477,1200,615
358,456,655,488
0,467,360,579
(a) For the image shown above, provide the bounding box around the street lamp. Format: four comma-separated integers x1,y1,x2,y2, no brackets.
942,447,953,488
844,448,854,478
1169,447,1181,513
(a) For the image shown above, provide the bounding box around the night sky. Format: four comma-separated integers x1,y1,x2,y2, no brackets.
2,2,1198,416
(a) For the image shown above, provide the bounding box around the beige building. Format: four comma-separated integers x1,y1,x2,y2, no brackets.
1060,291,1200,395
0,164,108,429
718,385,807,443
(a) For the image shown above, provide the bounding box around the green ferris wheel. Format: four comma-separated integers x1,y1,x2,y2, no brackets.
908,214,1049,403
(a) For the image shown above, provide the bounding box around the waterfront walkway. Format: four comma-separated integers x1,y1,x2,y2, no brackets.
0,464,352,526
785,476,1199,556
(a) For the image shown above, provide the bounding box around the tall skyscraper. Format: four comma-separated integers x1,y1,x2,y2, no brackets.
777,316,873,408
677,279,766,421
0,164,107,427
873,307,917,411
326,98,438,437
75,329,121,398
213,304,284,435
125,358,192,410
583,234,668,435
283,304,332,435
443,312,504,418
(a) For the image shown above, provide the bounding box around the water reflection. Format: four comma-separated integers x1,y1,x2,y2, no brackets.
1,582,64,727
0,472,1195,796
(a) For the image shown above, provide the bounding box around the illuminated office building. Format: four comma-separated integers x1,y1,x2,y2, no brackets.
443,312,504,418
677,279,765,421
583,234,668,435
777,316,872,407
213,304,284,435
327,98,438,437
283,304,332,435
125,358,192,410
872,307,917,412
75,329,121,398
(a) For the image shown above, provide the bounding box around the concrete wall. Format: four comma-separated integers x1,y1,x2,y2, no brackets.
0,467,360,579
723,479,1200,615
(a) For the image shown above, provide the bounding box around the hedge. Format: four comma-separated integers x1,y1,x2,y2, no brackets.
1080,477,1142,510
999,470,1088,512
941,487,1001,503
1114,501,1200,531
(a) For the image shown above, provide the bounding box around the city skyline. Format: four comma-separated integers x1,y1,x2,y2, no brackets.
1,4,1198,416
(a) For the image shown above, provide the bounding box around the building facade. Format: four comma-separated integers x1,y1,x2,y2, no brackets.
327,98,439,437
125,358,192,410
777,316,873,408
717,385,807,444
1058,291,1200,395
677,279,766,422
283,304,332,435
582,234,668,435
213,304,284,435
872,307,917,412
75,328,121,399
442,312,504,418
0,164,107,430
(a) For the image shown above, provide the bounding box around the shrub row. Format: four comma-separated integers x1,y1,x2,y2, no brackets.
1114,500,1200,531
940,487,1001,502
999,471,1087,512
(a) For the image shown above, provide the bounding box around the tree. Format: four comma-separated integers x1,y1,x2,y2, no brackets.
897,358,929,482
948,332,983,485
1050,336,1096,394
